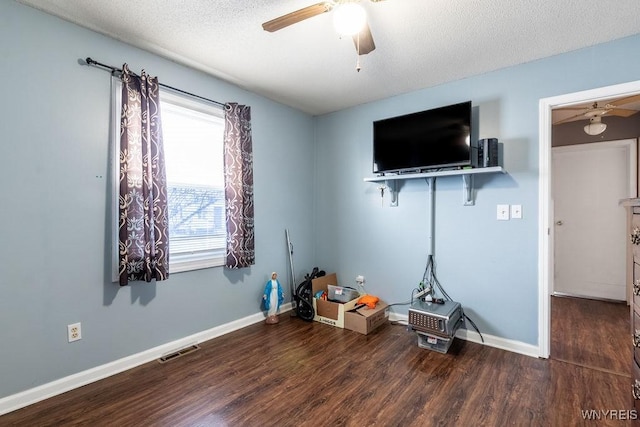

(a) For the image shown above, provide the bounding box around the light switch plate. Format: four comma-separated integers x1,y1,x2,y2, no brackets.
497,204,510,221
511,204,522,219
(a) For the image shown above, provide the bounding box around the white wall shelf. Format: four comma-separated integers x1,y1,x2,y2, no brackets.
364,166,506,206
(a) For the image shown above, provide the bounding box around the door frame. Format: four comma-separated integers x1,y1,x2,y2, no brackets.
538,80,640,358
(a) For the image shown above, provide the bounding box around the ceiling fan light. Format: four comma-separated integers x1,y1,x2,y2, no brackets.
583,116,607,135
333,3,367,36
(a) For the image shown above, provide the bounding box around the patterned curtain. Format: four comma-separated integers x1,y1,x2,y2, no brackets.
224,103,255,269
118,64,169,285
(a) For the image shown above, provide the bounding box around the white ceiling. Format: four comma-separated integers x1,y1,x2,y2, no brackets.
17,0,640,116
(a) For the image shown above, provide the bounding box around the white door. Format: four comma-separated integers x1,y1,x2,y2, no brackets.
552,139,637,301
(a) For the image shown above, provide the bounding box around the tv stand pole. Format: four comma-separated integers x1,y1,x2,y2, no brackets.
426,177,435,257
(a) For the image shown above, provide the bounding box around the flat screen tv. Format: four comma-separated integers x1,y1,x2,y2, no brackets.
373,101,472,174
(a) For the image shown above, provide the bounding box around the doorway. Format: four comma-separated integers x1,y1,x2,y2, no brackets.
538,80,640,358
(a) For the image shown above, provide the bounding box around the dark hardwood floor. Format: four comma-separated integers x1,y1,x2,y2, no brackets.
551,295,631,376
1,298,635,426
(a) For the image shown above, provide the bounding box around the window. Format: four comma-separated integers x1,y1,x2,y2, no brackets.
161,91,226,272
112,79,226,278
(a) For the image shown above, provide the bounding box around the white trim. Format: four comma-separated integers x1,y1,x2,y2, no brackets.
388,312,539,358
0,303,292,416
538,80,640,359
454,329,539,358
170,252,225,273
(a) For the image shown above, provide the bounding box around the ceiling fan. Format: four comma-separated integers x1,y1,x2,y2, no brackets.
262,1,386,57
553,94,640,125
552,94,640,135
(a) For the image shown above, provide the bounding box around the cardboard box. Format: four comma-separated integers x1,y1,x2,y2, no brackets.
344,301,389,335
311,273,360,328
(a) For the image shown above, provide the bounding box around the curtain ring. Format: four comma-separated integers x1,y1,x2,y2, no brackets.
225,103,232,111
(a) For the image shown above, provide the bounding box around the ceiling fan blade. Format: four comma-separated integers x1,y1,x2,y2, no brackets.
607,107,640,118
555,106,592,111
262,3,332,32
553,112,585,125
610,93,640,106
353,23,376,55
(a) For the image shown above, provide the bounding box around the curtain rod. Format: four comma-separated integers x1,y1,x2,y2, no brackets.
84,57,227,109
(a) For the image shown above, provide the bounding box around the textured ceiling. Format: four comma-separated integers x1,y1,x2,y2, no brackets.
16,0,640,116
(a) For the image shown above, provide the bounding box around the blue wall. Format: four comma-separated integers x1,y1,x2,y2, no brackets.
313,34,640,345
2,0,640,403
0,1,316,399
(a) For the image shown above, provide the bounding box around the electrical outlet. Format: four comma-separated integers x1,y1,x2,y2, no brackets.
68,323,81,342
356,275,365,283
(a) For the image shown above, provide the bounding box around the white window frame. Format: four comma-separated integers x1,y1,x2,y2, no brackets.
111,77,226,281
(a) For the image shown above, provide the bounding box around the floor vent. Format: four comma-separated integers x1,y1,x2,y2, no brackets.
158,343,200,363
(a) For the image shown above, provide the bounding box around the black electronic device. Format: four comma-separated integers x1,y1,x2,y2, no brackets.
472,138,498,168
373,101,472,174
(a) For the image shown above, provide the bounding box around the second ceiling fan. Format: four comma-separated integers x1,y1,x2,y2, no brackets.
262,1,386,56
553,94,640,135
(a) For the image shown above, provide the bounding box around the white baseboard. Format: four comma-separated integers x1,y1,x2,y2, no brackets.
2,303,538,416
389,312,539,358
0,304,292,417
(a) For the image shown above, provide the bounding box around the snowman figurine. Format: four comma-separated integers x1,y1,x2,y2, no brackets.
263,272,284,324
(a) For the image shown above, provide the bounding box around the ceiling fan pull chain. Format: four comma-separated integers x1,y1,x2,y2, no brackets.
356,32,361,72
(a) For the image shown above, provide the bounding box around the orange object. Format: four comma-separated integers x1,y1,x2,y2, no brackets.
357,295,379,309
